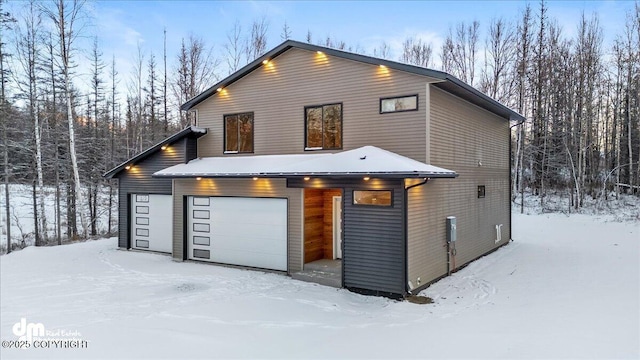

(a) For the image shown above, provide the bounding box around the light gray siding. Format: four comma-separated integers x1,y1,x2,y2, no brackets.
194,48,437,162
115,137,195,249
172,178,304,273
406,86,511,290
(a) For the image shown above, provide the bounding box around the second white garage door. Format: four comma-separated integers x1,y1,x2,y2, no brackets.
187,196,287,271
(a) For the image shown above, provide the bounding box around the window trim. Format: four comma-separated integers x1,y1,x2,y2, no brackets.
223,111,254,154
352,189,394,207
304,102,343,151
379,94,419,114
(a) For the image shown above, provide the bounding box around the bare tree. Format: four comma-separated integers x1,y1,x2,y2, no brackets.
173,35,218,126
399,36,433,68
1,0,15,252
41,0,88,237
480,18,516,102
280,21,291,41
245,17,268,62
441,20,480,86
14,0,46,244
224,21,243,73
373,41,391,59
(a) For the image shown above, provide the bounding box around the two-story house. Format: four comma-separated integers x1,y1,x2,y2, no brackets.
105,40,523,298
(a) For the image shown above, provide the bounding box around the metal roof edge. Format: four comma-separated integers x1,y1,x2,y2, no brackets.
103,126,207,179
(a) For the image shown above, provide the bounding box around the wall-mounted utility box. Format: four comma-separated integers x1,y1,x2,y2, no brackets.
446,216,457,243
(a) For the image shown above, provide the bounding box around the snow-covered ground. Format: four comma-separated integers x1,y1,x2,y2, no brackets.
0,213,638,359
0,184,117,251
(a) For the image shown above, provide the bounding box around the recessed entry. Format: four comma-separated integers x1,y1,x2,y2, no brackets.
136,217,149,225
136,239,149,248
136,206,149,214
193,236,210,246
193,197,210,206
136,228,149,237
193,249,210,259
193,223,210,233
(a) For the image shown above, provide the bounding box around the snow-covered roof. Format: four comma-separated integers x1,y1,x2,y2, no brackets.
153,146,457,179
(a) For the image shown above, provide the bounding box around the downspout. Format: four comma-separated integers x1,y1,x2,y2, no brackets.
404,178,429,295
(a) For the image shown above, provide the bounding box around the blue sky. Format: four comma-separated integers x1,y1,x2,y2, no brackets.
89,0,634,77
7,0,638,95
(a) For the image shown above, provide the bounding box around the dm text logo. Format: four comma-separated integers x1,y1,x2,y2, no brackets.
12,318,45,342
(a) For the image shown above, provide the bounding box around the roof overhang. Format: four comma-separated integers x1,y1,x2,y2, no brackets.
180,40,524,122
103,126,207,179
153,146,458,179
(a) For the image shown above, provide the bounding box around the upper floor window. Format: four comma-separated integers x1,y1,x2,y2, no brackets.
224,112,253,153
305,103,342,150
380,94,418,113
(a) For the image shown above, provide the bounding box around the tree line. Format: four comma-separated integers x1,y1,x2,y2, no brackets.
1,0,638,252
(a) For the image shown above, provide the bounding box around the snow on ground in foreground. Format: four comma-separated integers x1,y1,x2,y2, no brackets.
0,213,638,359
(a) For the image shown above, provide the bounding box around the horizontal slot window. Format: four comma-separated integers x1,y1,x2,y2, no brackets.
380,94,418,113
135,194,149,202
193,210,210,219
136,239,149,248
193,236,210,246
193,249,210,259
136,217,149,225
353,190,392,206
135,206,149,214
136,228,149,237
193,223,210,233
192,197,210,206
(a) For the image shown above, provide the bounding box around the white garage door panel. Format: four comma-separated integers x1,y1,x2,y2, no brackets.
131,194,172,253
187,196,287,271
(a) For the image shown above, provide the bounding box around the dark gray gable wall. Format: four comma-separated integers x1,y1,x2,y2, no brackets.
114,137,197,249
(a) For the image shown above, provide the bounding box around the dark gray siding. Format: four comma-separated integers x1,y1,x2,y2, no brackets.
289,178,406,296
342,183,405,295
115,137,198,249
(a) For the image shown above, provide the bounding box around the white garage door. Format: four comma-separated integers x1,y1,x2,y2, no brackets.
131,194,173,253
187,196,287,271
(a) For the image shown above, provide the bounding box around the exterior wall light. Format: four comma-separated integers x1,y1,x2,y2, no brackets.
125,165,131,170
216,87,223,92
161,145,167,150
196,177,202,181
262,59,269,65
363,176,370,181
304,177,310,181
253,177,258,181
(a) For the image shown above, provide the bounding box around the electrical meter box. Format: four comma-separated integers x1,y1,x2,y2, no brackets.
446,216,457,243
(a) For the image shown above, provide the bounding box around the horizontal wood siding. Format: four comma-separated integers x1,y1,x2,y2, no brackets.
195,48,436,162
172,178,303,273
115,137,194,249
406,86,511,290
304,189,324,263
343,181,405,295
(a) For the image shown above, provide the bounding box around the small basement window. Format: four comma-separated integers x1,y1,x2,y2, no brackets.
353,190,392,206
380,94,418,113
478,185,486,198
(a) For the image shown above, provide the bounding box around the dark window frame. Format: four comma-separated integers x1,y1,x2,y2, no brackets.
478,185,486,199
304,102,343,151
352,189,394,207
223,111,254,154
379,94,419,114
